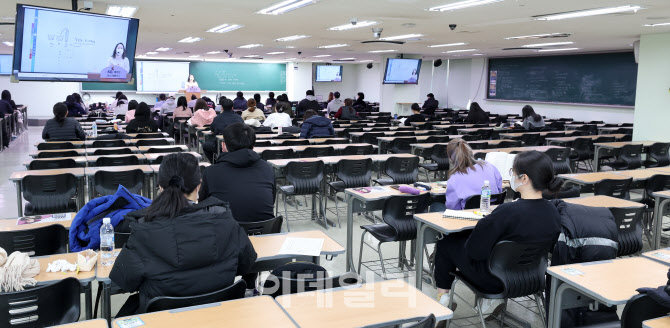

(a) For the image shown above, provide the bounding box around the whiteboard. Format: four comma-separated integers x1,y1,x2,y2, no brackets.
136,61,190,92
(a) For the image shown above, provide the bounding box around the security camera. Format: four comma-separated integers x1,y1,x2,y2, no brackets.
298,51,302,55
224,50,229,53
372,28,383,39
449,24,457,31
350,17,358,25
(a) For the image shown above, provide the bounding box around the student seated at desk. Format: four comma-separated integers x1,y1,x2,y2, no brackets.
253,93,265,113
434,151,562,310
327,91,344,116
65,95,87,117
42,102,86,141
464,102,489,124
333,98,359,120
404,103,425,127
300,109,335,138
274,94,294,118
263,103,292,128
126,102,159,133
72,92,86,111
190,99,216,127
187,94,197,109
296,90,320,117
2,90,17,110
112,94,129,119
265,92,277,108
233,91,247,110
111,153,257,315
154,93,167,110
422,93,438,116
173,96,193,120
241,99,266,122
203,98,244,163
109,91,124,110
124,100,139,123
521,105,545,131
160,94,177,116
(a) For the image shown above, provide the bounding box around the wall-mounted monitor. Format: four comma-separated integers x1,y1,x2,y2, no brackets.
12,4,139,82
0,55,12,75
315,65,342,82
383,58,422,84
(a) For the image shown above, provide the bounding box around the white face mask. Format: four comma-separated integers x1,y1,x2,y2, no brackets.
510,174,525,191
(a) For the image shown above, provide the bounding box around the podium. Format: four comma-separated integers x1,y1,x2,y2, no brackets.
178,89,207,100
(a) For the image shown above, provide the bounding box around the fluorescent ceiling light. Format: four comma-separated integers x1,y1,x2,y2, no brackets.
359,60,374,62
189,55,201,58
285,58,297,60
276,35,310,42
238,44,263,49
472,54,485,56
106,5,137,17
145,52,159,55
535,5,643,21
285,46,296,49
3,41,13,47
523,41,574,47
369,50,396,53
267,52,286,55
243,55,261,58
338,58,356,60
328,21,378,31
206,24,243,33
312,60,324,62
380,34,423,41
429,0,504,12
644,22,670,27
444,49,477,53
538,48,580,52
428,42,467,48
313,55,331,57
155,47,172,52
257,0,315,15
505,33,571,40
206,51,222,55
178,37,202,43
318,44,349,49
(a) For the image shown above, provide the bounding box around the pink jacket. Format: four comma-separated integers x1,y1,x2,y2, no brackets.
191,109,217,127
125,110,135,123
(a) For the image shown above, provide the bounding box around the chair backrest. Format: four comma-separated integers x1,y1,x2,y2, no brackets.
341,145,374,155
28,158,77,170
593,136,616,144
146,146,184,154
335,158,373,189
609,207,644,257
468,142,488,150
144,279,247,313
571,137,593,158
95,155,140,167
299,146,335,158
135,133,164,139
281,139,310,146
594,178,633,199
544,147,572,174
618,144,644,170
488,240,553,298
382,193,431,241
37,142,75,150
644,174,670,199
262,262,361,298
93,169,144,197
461,134,480,141
497,140,522,148
136,139,169,147
393,131,415,137
406,314,436,328
384,156,420,184
361,132,385,145
93,148,133,155
520,133,541,146
390,137,417,154
621,294,670,328
477,129,492,140
647,142,670,167
255,140,272,147
285,161,324,195
323,138,349,145
0,225,68,256
0,277,80,327
425,136,450,143
36,150,80,158
430,144,450,170
91,140,126,148
22,174,77,215
237,216,283,235
464,191,506,210
615,127,633,135
577,124,598,135
261,149,295,160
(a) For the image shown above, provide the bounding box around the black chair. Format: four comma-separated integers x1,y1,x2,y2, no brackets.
0,225,68,256
520,133,541,146
468,142,488,150
300,146,335,158
0,277,80,327
135,133,165,139
540,132,565,145
136,139,169,147
447,241,553,327
644,142,670,168
476,129,493,140
373,156,420,186
542,185,580,200
36,150,80,159
94,155,140,167
326,159,373,227
594,178,633,199
614,127,633,135
144,280,247,313
570,138,594,172
145,146,184,153
255,140,273,147
390,137,417,154
608,144,644,170
544,147,572,174
461,134,480,142
419,144,450,181
29,158,77,170
23,174,78,215
262,262,361,298
93,148,133,155
37,142,76,150
91,140,126,148
425,135,450,143
361,132,385,145
278,161,325,231
261,148,295,160
609,207,644,257
577,124,598,135
280,139,310,146
237,216,283,235
323,138,349,145
393,131,415,137
405,314,436,328
463,191,506,210
93,169,144,197
497,140,521,148
642,174,670,226
358,193,430,279
341,145,374,155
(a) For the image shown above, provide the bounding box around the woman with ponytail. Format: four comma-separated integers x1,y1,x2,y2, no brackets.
433,150,562,312
110,153,257,315
42,102,86,141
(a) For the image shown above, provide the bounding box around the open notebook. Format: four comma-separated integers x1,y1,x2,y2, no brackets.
442,209,484,221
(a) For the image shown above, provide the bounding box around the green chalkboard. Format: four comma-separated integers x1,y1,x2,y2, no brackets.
487,53,638,106
81,69,137,91
189,62,286,91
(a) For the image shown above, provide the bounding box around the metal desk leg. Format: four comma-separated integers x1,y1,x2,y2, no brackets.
346,193,355,272
547,276,561,328
593,146,601,172
15,181,22,216
655,198,670,249
88,176,95,204
415,221,426,289
378,139,383,154
79,177,86,206
102,281,112,322
83,282,93,319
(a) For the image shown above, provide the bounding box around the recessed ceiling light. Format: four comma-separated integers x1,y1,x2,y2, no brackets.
443,49,478,53
328,21,379,30
359,60,374,62
155,47,172,52
145,52,159,55
380,34,423,41
523,41,574,47
243,55,261,58
644,22,670,27
535,5,643,21
276,35,310,42
238,44,263,49
267,51,286,55
428,42,468,48
318,44,349,49
537,48,580,52
314,55,331,57
428,0,504,12
312,60,324,62
285,58,297,60
2,41,13,47
285,46,296,49
206,51,222,55
206,24,243,33
369,50,396,53
178,37,203,43
189,55,201,58
338,58,357,60
505,33,571,40
472,54,485,56
257,0,315,15
106,5,137,17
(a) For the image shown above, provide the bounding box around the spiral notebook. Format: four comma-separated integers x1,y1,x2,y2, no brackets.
442,209,484,221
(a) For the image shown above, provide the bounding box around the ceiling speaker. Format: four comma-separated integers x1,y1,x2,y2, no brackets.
434,59,443,67
366,63,373,69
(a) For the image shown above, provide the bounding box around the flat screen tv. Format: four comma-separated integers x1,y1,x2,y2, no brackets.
0,55,12,75
12,4,139,82
383,58,422,84
315,65,342,82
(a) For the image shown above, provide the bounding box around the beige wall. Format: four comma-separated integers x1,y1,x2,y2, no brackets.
633,32,670,142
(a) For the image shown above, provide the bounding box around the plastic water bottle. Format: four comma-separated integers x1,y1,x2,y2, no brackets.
100,218,115,266
91,122,98,138
480,180,491,215
113,121,118,131
394,114,398,120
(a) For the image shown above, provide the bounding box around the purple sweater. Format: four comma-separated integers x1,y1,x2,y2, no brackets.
445,163,503,210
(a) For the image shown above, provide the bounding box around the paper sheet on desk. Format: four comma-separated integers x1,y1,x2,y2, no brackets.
278,237,324,257
16,213,71,225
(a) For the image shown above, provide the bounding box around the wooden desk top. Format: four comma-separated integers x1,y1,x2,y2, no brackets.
268,158,325,167
49,319,108,328
503,131,578,138
34,253,96,283
30,149,87,157
85,165,154,176
268,154,418,167
611,169,664,180
473,145,565,154
114,296,296,327
344,185,429,201
376,135,432,142
250,230,344,260
9,168,86,181
0,213,75,231
24,157,87,168
413,212,478,234
559,172,631,184
85,154,147,163
276,279,453,328
143,151,202,161
595,141,656,148
82,139,130,146
545,134,626,143
128,138,175,145
644,316,670,328
150,161,210,171
547,257,668,305
642,249,670,266
84,147,140,155
137,145,188,152
95,250,119,281
367,153,417,161
35,140,85,147
563,195,644,208
651,167,670,174
652,190,670,199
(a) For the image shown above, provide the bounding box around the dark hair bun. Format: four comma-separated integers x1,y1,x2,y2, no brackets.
547,176,564,193
169,175,184,189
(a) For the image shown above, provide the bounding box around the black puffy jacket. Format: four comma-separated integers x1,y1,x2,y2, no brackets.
110,197,257,313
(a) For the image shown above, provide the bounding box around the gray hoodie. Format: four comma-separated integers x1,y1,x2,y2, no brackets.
327,98,344,115
160,98,177,115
